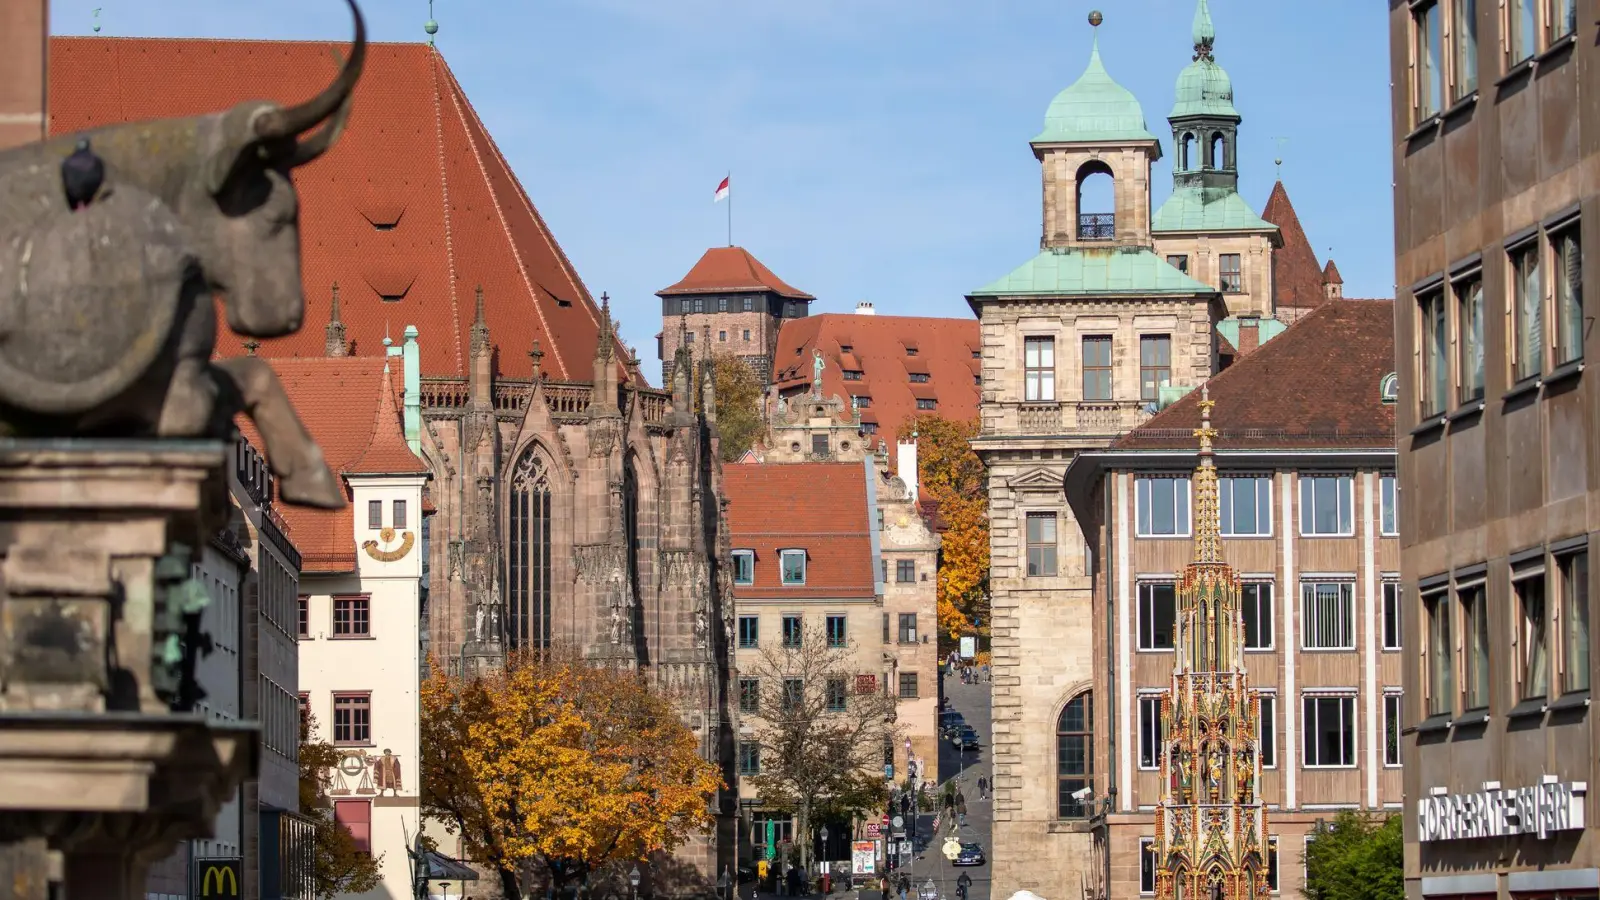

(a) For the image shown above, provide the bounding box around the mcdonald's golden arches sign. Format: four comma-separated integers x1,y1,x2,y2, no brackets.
193,857,242,897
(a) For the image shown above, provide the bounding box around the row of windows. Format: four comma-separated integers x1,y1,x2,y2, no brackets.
881,559,922,584
262,675,300,763
730,549,808,586
365,499,409,531
1134,581,1403,652
1131,473,1397,539
1423,548,1589,717
736,675,919,776
736,612,914,649
1134,691,1403,774
296,595,373,639
1022,334,1173,403
682,328,754,344
1410,0,1577,127
257,548,299,641
1164,252,1243,294
667,295,763,315
1415,219,1581,419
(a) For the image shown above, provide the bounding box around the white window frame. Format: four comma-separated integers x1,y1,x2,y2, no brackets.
1137,692,1165,770
1300,581,1356,650
1381,581,1402,651
1024,335,1056,402
1257,692,1278,769
1299,474,1354,537
1139,837,1157,895
1137,580,1178,652
780,549,807,586
732,549,756,586
1135,476,1192,538
1379,473,1398,536
1219,474,1273,537
1241,581,1275,651
1301,692,1358,768
1383,691,1403,767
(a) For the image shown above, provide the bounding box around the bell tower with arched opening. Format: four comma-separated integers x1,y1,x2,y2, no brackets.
1169,0,1239,197
1032,11,1162,250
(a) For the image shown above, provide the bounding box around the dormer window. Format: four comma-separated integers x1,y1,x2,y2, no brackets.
780,549,807,585
905,346,919,357
843,370,864,381
840,344,854,353
909,373,930,384
732,550,755,585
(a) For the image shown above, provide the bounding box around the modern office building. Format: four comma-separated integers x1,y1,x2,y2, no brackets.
1389,0,1598,896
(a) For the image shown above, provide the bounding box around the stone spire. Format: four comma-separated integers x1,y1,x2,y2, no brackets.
325,282,348,357
469,285,490,358
590,293,620,414
1190,385,1222,565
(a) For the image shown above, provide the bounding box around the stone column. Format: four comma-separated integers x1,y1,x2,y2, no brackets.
0,440,258,900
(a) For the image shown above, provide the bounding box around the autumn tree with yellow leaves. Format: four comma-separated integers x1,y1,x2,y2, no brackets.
420,651,723,899
901,413,990,644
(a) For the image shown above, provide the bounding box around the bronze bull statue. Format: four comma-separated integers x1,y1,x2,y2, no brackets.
0,0,373,510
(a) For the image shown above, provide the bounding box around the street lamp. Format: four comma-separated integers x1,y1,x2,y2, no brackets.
819,826,829,892
629,866,641,900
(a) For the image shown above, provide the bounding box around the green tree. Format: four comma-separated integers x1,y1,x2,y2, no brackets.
1302,811,1403,900
707,352,766,462
299,713,384,899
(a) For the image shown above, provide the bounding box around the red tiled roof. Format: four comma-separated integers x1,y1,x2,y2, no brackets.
1261,181,1330,311
347,363,429,476
235,356,413,573
770,314,981,460
1112,300,1396,450
658,246,815,299
723,463,874,600
1322,259,1343,285
48,38,626,381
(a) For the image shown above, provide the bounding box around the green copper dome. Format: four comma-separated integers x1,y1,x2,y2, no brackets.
1035,33,1159,145
1170,0,1239,119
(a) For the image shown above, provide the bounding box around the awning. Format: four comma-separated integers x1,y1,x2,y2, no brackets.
423,851,479,882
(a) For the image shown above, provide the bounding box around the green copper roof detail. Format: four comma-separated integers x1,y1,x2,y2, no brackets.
970,247,1217,298
1171,0,1238,119
1034,33,1159,145
1216,316,1287,350
1153,185,1277,233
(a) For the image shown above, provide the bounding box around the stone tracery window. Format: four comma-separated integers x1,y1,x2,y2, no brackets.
509,448,554,649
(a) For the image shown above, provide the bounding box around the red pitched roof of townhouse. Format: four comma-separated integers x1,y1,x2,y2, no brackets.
770,314,981,460
658,247,815,299
236,356,424,573
723,462,875,600
1261,181,1333,311
48,37,627,382
1113,299,1396,451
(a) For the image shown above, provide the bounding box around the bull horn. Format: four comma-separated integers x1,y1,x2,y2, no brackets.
254,0,366,142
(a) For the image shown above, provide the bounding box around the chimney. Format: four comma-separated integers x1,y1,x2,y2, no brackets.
855,301,876,316
896,438,919,498
402,325,421,453
0,0,47,151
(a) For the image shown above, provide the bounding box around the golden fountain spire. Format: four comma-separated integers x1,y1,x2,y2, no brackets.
1190,384,1222,565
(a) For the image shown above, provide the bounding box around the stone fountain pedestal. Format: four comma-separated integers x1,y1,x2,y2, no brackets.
0,439,259,899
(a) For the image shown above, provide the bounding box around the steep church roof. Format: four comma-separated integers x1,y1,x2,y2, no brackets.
48,37,625,381
1034,27,1159,145
1261,181,1335,310
658,246,814,300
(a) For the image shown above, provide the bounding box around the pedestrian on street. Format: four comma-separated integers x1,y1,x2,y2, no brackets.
977,775,988,799
955,788,966,809
957,872,973,900
898,873,910,900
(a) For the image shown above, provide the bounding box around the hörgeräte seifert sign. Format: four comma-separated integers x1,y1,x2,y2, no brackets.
1417,779,1587,841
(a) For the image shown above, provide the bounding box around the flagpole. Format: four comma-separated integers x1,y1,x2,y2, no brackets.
727,170,733,247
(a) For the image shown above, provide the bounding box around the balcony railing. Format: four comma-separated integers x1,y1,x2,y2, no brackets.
984,400,1152,437
1077,213,1115,241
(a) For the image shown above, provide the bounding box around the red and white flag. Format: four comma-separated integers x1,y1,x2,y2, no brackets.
714,175,730,203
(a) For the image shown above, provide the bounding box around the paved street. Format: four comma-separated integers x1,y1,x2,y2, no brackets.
904,666,992,900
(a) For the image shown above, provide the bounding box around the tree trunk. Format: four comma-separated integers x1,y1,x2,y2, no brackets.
498,864,523,900
799,798,811,889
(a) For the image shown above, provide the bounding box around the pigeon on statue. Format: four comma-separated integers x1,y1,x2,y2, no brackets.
61,138,105,211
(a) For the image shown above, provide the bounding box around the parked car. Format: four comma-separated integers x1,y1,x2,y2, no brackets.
939,711,965,738
951,725,979,751
954,843,986,866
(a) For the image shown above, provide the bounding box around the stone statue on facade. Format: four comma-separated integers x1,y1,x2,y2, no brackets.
0,1,368,512
812,349,825,395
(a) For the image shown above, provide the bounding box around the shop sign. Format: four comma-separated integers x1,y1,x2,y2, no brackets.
852,841,877,875
1417,778,1587,841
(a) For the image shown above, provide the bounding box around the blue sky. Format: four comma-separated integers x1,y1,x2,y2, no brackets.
55,0,1394,374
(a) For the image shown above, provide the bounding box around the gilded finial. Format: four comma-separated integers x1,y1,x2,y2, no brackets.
1190,384,1222,564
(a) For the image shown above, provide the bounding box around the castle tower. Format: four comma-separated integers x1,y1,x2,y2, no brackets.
1153,387,1269,900
1150,0,1281,321
656,247,814,386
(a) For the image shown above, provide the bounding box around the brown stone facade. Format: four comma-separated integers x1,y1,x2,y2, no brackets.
1390,0,1600,896
0,0,45,151
417,302,737,888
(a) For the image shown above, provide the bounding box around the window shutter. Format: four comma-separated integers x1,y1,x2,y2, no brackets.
334,800,372,853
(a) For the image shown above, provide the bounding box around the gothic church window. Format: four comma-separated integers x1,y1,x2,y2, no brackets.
509,449,554,650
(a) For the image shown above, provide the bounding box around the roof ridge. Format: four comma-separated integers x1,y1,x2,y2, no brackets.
429,48,466,379
52,35,435,48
